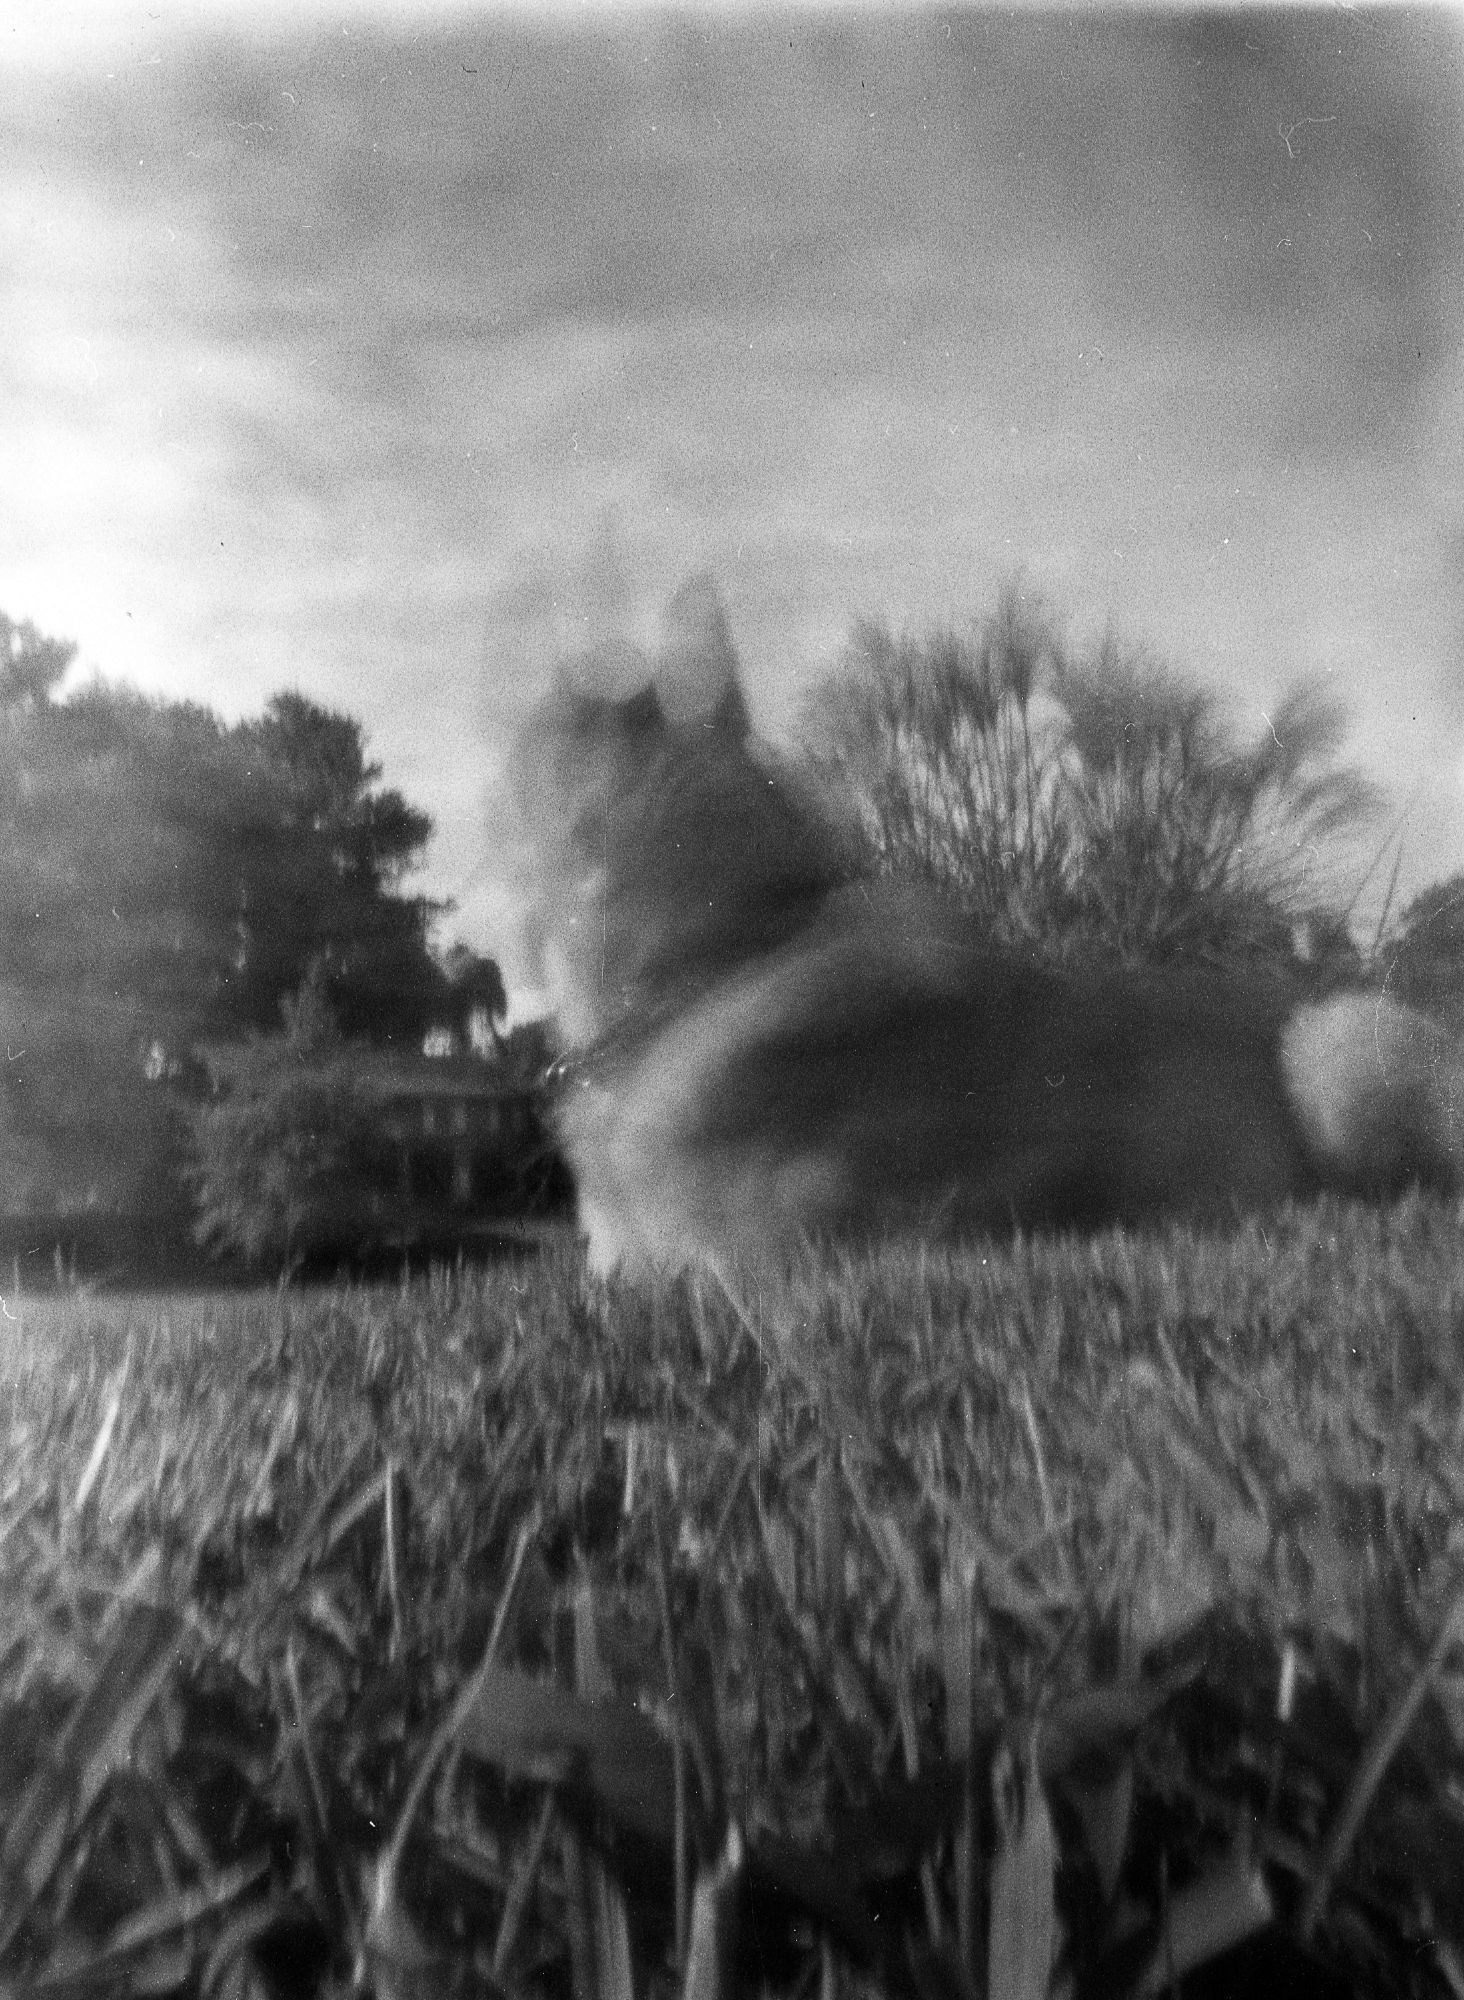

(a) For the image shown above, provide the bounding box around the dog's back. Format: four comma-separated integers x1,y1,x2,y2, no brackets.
514,580,1462,1271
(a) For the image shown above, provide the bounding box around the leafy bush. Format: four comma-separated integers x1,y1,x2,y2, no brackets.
187,968,385,1271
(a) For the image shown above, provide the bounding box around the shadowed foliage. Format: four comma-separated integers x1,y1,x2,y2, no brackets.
1386,873,1464,1022
0,612,505,1241
186,966,387,1273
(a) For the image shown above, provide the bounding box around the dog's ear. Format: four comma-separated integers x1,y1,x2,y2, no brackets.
708,674,750,739
658,573,746,726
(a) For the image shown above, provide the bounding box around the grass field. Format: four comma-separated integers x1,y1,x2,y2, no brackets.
2,1201,1463,1999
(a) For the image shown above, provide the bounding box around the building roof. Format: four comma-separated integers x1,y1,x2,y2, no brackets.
353,1050,537,1102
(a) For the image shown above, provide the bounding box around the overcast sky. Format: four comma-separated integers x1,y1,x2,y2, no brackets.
4,2,1462,1007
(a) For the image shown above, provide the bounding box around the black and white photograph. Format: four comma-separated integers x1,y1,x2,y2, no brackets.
3,2,1463,1992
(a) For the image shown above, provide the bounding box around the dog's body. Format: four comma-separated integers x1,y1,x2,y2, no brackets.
514,580,1461,1272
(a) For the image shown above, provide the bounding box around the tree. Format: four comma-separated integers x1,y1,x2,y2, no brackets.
0,648,225,1220
439,943,509,1052
1386,875,1464,1019
1,660,456,1051
1,611,74,709
802,584,1379,971
1050,644,1378,966
0,983,176,1219
0,613,505,1229
187,966,384,1271
226,693,445,1042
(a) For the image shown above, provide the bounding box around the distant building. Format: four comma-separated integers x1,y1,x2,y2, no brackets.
0,1044,573,1284
353,1049,570,1238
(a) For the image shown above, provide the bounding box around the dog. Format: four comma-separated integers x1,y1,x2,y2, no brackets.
512,576,1462,1273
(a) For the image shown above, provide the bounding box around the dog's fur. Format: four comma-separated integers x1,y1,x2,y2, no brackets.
513,577,1462,1272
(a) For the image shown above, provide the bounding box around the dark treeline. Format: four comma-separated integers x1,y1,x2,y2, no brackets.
0,612,509,1252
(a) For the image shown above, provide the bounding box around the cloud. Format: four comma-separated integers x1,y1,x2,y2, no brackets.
2,6,1460,989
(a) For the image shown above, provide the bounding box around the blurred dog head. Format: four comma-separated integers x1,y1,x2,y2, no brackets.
512,573,859,1050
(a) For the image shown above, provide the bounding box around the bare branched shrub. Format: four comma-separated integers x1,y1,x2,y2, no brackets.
802,584,1073,946
803,586,1380,970
1052,642,1379,966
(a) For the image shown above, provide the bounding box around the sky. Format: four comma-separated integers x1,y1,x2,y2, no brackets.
3,1,1462,1011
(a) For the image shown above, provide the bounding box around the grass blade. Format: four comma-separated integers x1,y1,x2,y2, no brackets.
0,1602,179,1955
1300,1584,1464,1940
682,1823,744,2000
987,1735,1057,2000
1132,1851,1274,1997
72,1348,131,1517
572,1583,637,2000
